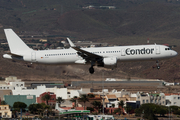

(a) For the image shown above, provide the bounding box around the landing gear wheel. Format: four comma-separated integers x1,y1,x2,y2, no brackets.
156,60,160,70
157,66,160,69
89,67,94,74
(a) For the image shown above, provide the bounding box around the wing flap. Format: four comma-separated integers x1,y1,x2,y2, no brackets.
72,47,102,59
67,38,103,61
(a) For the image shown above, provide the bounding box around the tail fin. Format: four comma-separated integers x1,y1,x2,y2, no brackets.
4,29,32,55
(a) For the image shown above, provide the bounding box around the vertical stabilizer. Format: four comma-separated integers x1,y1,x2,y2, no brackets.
4,29,32,54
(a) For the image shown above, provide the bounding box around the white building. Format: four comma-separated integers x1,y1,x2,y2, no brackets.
12,85,46,97
0,76,26,90
13,83,89,100
136,92,166,105
105,94,119,108
165,94,180,106
46,87,75,99
46,87,90,99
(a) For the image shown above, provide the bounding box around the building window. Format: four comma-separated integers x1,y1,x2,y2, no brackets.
4,107,6,109
174,102,176,104
143,100,145,103
178,97,180,99
174,97,176,99
146,100,148,103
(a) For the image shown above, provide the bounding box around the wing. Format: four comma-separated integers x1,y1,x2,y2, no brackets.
67,38,103,62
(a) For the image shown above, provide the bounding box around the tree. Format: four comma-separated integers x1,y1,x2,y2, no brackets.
135,103,158,120
28,103,50,116
156,105,167,116
41,93,51,105
1,101,7,105
114,108,121,115
70,96,77,108
79,95,89,110
118,100,124,114
87,107,94,112
56,97,64,107
112,104,115,108
125,104,134,115
13,102,27,111
88,94,95,98
28,104,39,114
91,101,102,113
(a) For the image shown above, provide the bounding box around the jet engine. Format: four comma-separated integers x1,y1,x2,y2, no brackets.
98,57,117,69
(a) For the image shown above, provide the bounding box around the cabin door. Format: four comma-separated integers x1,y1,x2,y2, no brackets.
156,46,160,54
121,49,126,56
31,52,36,62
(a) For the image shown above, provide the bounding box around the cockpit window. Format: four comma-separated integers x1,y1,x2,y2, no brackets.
165,48,171,50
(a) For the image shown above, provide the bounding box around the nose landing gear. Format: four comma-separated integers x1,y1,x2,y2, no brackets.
156,60,160,69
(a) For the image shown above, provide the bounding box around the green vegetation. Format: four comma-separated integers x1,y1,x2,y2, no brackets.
13,102,27,111
87,107,94,112
91,101,102,113
56,97,64,107
118,100,124,114
79,94,89,110
41,93,51,105
135,103,180,120
69,96,77,108
1,100,7,105
113,108,121,115
28,103,50,116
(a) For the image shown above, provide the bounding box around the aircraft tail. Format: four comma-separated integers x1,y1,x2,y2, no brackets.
4,29,33,55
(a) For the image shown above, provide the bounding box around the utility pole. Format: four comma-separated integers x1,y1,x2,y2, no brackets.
169,106,170,120
102,71,104,116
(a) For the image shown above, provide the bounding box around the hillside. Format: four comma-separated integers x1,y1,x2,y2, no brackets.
0,0,180,82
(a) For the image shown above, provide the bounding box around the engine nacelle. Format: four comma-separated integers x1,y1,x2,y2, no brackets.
102,57,117,68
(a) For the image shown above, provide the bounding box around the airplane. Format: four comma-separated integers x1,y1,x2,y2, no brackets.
3,29,178,74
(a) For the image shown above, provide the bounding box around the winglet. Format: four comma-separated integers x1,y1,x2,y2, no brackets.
67,38,76,47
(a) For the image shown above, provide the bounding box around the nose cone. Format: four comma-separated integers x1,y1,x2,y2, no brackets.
172,50,178,57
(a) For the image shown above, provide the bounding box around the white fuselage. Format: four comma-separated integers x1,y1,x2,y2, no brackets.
16,44,177,64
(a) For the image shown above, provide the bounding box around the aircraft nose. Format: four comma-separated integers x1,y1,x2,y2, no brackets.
172,51,178,56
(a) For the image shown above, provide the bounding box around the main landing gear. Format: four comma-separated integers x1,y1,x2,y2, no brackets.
89,66,94,74
156,60,160,69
